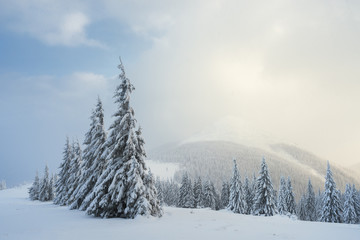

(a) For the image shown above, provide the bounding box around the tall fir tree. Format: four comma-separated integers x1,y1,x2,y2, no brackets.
353,185,360,223
220,181,230,209
304,179,316,221
29,171,40,200
54,137,73,205
320,162,342,223
277,176,287,215
285,177,296,215
253,158,277,216
343,184,357,224
69,97,107,210
228,159,246,214
86,59,162,218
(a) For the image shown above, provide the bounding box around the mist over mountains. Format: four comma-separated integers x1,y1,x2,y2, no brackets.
148,118,360,199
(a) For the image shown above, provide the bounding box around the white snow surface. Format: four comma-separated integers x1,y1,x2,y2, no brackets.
1,185,359,240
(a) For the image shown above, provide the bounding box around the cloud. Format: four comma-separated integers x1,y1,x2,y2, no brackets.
0,1,104,48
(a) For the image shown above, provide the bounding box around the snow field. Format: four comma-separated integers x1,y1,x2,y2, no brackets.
1,185,359,240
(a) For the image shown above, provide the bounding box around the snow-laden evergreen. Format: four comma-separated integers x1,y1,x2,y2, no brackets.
155,177,164,206
285,177,296,215
243,176,254,214
253,158,277,216
277,176,287,215
220,181,230,209
54,137,73,205
343,184,357,224
354,185,360,223
304,179,316,221
319,162,342,223
85,60,162,218
29,171,40,200
202,180,216,210
0,180,6,190
162,179,179,206
193,177,203,208
66,140,82,205
38,165,53,201
228,159,246,214
178,172,195,208
69,98,107,210
297,196,307,221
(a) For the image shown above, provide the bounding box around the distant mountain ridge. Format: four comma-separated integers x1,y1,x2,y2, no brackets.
148,141,360,199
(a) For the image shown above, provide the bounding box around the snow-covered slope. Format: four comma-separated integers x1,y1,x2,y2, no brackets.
148,141,360,198
0,185,359,240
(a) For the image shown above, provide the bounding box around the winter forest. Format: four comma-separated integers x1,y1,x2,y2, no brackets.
28,59,360,225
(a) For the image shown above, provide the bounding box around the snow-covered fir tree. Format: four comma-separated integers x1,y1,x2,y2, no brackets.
49,173,55,201
155,177,164,206
253,158,277,216
143,170,163,217
343,184,357,224
178,172,195,208
297,196,307,221
85,59,162,218
202,180,216,210
228,159,246,214
39,165,52,201
319,162,342,223
304,179,316,221
220,181,230,209
54,137,73,205
285,177,296,215
193,177,203,208
69,97,107,210
353,185,360,223
243,176,254,214
29,171,40,200
66,140,82,205
277,176,287,215
163,179,179,206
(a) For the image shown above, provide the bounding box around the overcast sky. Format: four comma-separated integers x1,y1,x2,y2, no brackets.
1,0,360,186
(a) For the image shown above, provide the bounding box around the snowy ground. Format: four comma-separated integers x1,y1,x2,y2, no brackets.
0,185,359,240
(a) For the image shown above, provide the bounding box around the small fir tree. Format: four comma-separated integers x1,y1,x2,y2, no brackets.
277,176,287,215
220,181,230,209
304,179,316,221
343,184,357,224
29,171,40,200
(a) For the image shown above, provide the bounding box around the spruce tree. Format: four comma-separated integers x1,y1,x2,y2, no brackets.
178,172,195,208
343,184,357,224
320,162,342,223
243,177,253,214
66,140,82,205
69,97,107,210
297,196,307,221
155,177,164,206
220,181,230,209
253,158,277,216
86,59,162,218
54,137,73,205
277,176,287,215
305,179,316,221
29,171,40,200
193,177,203,208
39,165,51,201
285,177,296,215
353,185,360,223
202,180,216,210
228,159,246,214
